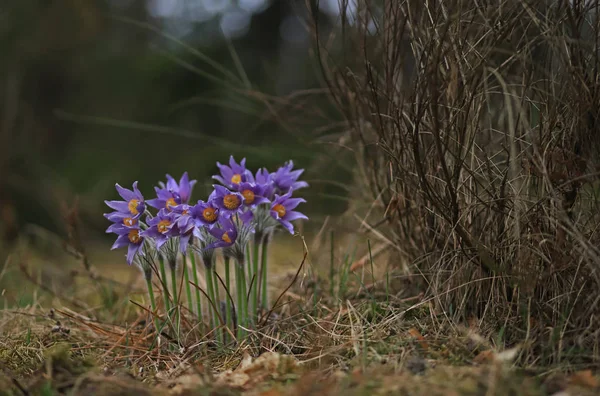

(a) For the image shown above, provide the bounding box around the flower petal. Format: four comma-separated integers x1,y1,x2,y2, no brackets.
127,243,143,265
280,219,295,234
284,211,308,222
116,183,136,201
132,181,144,200
105,200,129,213
291,181,309,190
179,233,191,254
283,197,306,211
166,174,178,191
111,234,129,250
146,198,165,210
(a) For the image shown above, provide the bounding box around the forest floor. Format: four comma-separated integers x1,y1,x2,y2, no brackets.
1,240,599,396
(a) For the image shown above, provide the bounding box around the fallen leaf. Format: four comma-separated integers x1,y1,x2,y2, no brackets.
569,370,598,388
215,352,298,390
473,350,494,364
407,328,429,350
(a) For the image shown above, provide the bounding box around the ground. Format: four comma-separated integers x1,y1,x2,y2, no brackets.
1,240,599,395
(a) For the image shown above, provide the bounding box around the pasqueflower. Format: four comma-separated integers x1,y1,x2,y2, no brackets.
104,182,145,219
272,161,308,193
270,190,308,234
107,223,144,265
190,200,220,229
142,209,180,249
210,185,245,217
237,181,270,208
147,172,196,210
213,156,249,188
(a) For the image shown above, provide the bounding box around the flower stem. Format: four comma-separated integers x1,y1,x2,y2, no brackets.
224,257,233,341
183,255,193,318
260,236,270,310
246,243,254,319
238,258,248,337
235,263,244,339
206,268,223,345
190,252,202,319
145,274,160,336
251,236,260,324
170,264,180,336
158,256,171,314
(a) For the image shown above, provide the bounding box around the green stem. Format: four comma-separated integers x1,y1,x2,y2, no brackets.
235,263,244,340
224,257,233,341
206,268,223,345
190,252,202,319
246,243,253,319
158,256,171,314
213,266,225,343
183,255,193,317
145,275,160,335
170,264,180,336
238,258,248,337
251,237,260,324
260,236,270,310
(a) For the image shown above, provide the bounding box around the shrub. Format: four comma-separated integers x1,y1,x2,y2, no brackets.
314,0,600,366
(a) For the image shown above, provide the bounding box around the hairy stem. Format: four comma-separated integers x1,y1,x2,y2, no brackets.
224,257,233,341
260,236,270,310
158,256,171,314
251,237,260,324
170,264,179,337
190,252,202,319
205,268,223,344
145,274,160,336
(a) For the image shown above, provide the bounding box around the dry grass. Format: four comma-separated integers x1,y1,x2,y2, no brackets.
1,230,599,395
311,0,600,370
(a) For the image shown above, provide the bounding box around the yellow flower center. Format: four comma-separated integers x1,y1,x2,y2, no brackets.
123,217,137,227
165,198,177,210
273,204,286,218
128,229,141,244
182,209,189,215
157,219,171,234
231,174,242,184
241,189,255,205
202,207,217,222
222,232,232,244
223,194,241,210
128,199,140,215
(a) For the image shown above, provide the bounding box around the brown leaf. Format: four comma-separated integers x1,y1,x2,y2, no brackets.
473,350,494,365
407,328,429,350
569,370,599,388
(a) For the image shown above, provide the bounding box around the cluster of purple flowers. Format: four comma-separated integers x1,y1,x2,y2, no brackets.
104,156,308,264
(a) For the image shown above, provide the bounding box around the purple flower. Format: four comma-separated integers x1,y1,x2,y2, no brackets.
141,209,179,250
213,156,250,188
104,211,140,228
247,168,275,199
206,218,237,250
209,185,244,217
270,191,308,234
147,172,197,211
237,182,270,208
104,182,145,218
272,161,309,193
107,223,144,265
147,186,180,211
190,200,220,230
172,204,196,253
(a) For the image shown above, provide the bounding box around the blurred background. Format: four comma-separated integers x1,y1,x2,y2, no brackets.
0,0,356,260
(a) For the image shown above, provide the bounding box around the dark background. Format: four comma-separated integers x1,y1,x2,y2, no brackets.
0,0,354,249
